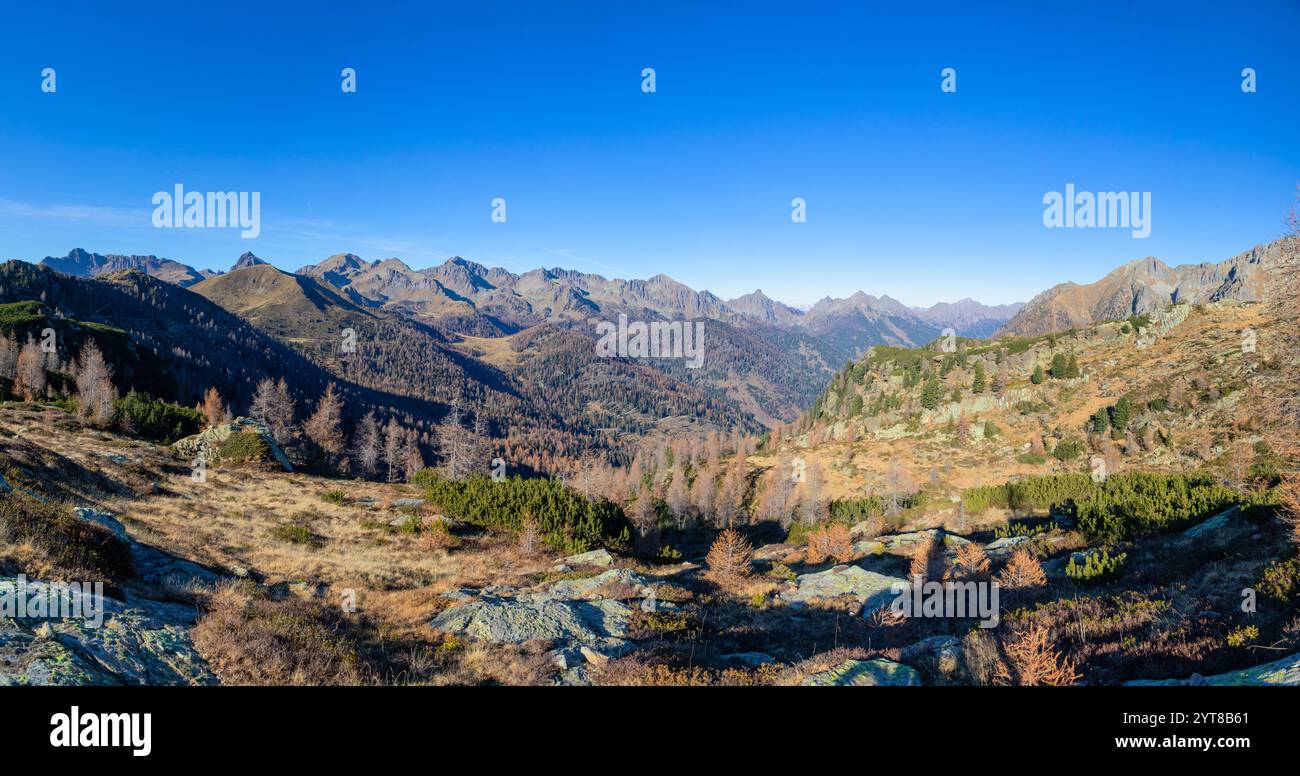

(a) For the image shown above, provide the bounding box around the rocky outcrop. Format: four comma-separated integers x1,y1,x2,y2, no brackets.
1182,507,1238,541
780,565,905,610
851,528,972,557
431,568,661,666
1125,652,1300,686
0,576,216,685
558,549,616,568
172,416,292,471
801,658,921,686
984,535,1032,559
70,506,221,588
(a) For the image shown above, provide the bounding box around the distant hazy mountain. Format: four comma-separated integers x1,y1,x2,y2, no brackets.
998,237,1295,337
726,290,804,326
40,248,210,287
911,298,1026,338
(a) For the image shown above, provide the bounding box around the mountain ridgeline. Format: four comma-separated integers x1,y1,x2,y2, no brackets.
37,248,1027,437
23,238,1290,477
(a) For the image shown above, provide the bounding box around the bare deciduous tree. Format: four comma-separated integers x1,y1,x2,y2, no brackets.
74,339,116,426
15,335,46,401
250,377,296,445
200,386,228,428
352,410,381,476
994,625,1080,686
436,403,485,480
383,418,405,483
304,383,345,460
0,333,19,384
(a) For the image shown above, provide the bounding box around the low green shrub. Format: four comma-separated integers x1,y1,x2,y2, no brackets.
219,432,271,464
1074,472,1240,540
269,523,324,547
113,391,203,444
1258,555,1300,601
1066,548,1127,583
411,471,630,554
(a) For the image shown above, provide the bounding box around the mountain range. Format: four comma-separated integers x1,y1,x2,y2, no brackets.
42,247,1022,352
26,236,1293,454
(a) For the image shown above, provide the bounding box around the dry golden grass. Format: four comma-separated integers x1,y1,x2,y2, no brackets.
0,405,572,685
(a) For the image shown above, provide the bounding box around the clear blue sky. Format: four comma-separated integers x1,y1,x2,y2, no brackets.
1,1,1296,307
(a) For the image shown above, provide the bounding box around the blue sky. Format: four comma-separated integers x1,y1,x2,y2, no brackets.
1,1,1296,307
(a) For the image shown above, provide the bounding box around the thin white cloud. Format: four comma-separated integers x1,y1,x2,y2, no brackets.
0,198,149,229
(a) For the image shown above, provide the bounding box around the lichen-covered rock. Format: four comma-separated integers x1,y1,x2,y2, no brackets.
781,565,905,610
1182,507,1238,541
721,651,777,667
984,535,1032,558
559,548,615,568
172,416,292,472
73,506,128,540
1125,652,1300,686
430,594,633,654
0,577,217,686
544,568,650,600
430,568,660,656
872,530,971,557
802,658,921,686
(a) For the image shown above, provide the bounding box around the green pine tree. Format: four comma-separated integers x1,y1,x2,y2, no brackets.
921,377,943,409
1110,397,1132,432
972,362,987,394
1030,364,1046,385
1049,352,1069,380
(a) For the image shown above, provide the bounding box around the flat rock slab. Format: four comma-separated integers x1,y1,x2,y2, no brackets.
869,530,972,557
431,594,633,653
802,658,921,686
560,549,616,567
984,535,1031,558
544,568,651,600
1182,507,1239,541
782,565,906,610
1126,652,1300,686
753,544,800,562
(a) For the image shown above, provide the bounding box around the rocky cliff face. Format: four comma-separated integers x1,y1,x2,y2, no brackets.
998,237,1295,337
